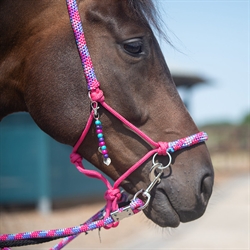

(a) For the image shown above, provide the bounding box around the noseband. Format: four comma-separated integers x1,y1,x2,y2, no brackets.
67,0,208,227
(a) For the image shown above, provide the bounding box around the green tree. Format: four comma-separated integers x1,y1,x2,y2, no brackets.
242,113,250,125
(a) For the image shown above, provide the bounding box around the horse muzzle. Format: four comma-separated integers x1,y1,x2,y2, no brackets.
141,148,214,228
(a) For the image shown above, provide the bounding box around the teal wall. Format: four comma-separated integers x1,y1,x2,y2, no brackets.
0,113,109,205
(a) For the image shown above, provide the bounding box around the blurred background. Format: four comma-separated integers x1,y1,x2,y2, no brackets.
0,1,249,249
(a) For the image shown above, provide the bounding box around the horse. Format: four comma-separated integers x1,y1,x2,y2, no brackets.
0,0,214,229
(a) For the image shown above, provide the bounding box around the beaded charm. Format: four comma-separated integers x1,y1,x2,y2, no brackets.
95,119,111,166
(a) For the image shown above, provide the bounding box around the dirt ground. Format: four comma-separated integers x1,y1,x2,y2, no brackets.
0,168,249,250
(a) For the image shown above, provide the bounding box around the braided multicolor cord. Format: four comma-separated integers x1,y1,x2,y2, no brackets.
167,131,208,153
66,0,99,91
0,198,144,249
51,198,143,250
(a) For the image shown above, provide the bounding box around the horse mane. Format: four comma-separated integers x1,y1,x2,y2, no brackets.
127,0,170,43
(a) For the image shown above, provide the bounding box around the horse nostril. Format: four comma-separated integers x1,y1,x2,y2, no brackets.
200,176,213,205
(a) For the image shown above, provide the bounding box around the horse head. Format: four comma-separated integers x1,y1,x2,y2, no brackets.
0,0,214,228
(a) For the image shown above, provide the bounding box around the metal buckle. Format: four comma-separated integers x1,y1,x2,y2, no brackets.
111,206,134,222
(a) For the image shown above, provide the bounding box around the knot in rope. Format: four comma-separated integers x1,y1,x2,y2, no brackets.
103,188,121,229
104,188,121,203
89,79,100,91
70,152,82,166
90,88,105,103
157,141,169,155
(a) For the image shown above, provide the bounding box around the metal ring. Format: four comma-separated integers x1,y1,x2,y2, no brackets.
152,152,172,170
133,189,143,200
133,189,151,210
140,192,151,210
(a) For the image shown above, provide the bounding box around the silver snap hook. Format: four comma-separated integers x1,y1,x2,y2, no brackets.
91,101,99,119
149,163,163,183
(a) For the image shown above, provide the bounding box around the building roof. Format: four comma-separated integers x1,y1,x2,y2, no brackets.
172,73,207,88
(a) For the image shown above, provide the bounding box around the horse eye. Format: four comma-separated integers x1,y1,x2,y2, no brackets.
123,39,143,56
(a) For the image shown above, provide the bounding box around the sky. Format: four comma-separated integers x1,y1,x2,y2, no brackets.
156,0,249,126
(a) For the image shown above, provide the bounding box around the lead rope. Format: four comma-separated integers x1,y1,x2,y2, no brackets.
0,0,208,249
0,196,144,250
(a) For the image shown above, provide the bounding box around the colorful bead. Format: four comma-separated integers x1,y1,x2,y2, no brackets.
104,154,109,159
94,119,111,165
97,133,103,139
102,149,108,155
95,120,101,125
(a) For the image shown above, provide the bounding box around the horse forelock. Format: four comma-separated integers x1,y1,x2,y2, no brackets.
127,0,169,42
127,0,157,24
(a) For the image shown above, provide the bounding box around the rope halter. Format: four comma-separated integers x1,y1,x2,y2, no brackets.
66,0,208,228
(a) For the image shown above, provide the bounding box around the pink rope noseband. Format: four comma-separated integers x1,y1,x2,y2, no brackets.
67,0,208,228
